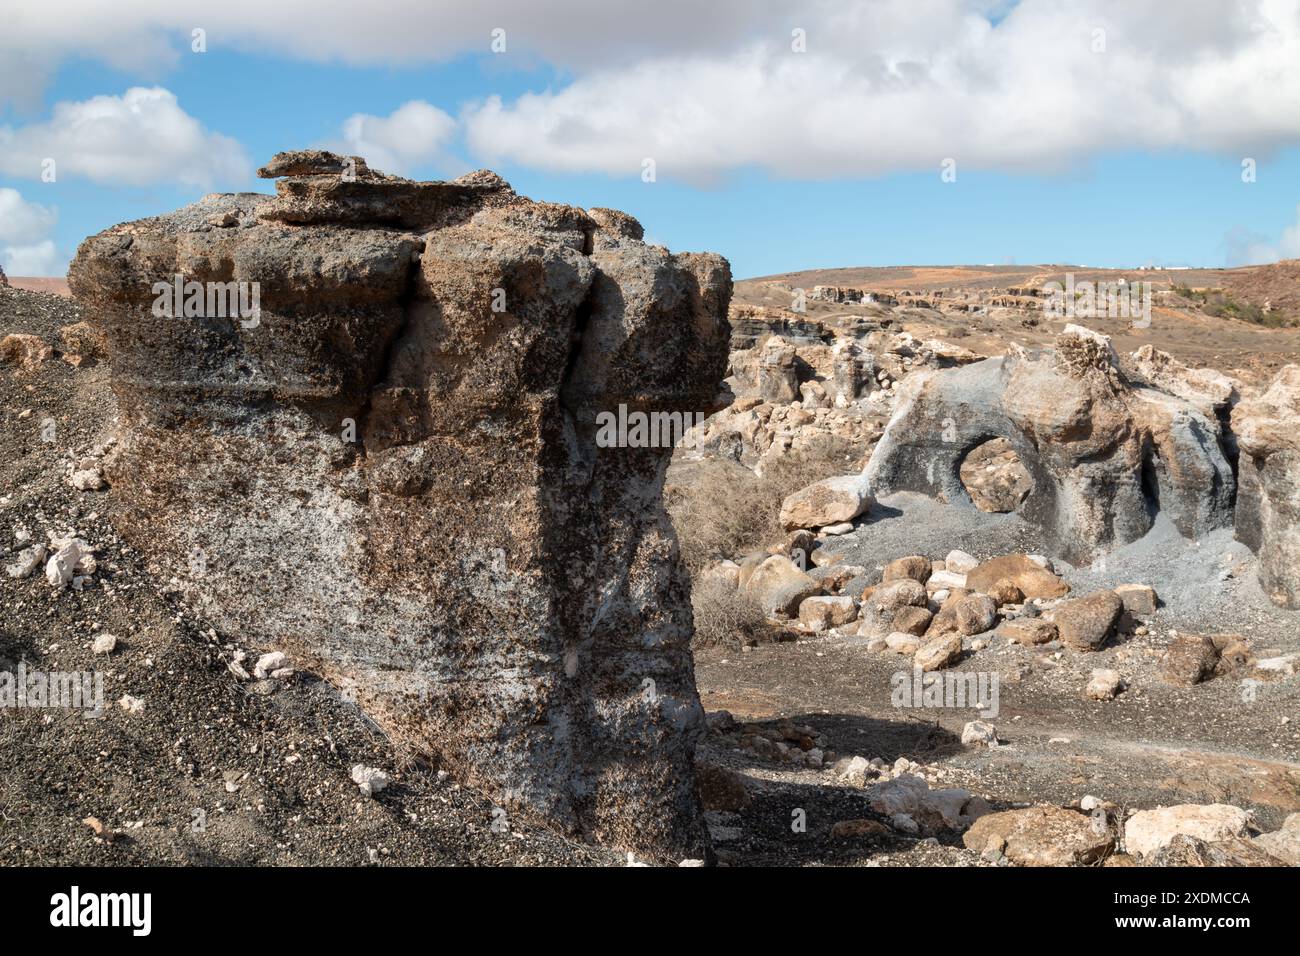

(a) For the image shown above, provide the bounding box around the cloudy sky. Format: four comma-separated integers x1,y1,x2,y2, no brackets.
3,0,1300,277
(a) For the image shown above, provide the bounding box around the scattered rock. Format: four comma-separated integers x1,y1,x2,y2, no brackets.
1052,590,1123,651
91,633,118,656
797,595,857,630
883,555,931,584
1123,804,1252,858
986,579,1023,606
350,764,392,797
953,593,998,636
70,466,107,491
835,755,874,787
44,539,86,589
996,618,1058,645
746,555,822,616
1085,668,1124,700
830,818,891,839
944,550,979,574
0,333,53,371
695,764,752,812
1252,812,1300,865
914,633,963,671
5,542,46,579
962,806,1115,866
961,720,998,747
1114,583,1158,616
1148,834,1285,867
779,475,873,531
965,554,1069,600
865,774,985,832
82,817,118,843
890,605,933,636
1158,634,1220,686
253,651,289,679
926,569,968,591
885,632,921,654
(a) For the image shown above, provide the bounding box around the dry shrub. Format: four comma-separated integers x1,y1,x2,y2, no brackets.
669,435,864,573
690,575,776,648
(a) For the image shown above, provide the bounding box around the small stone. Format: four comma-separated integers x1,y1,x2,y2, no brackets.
837,755,873,787
927,569,968,591
1085,668,1124,700
798,595,857,631
986,579,1024,606
117,694,145,715
254,651,288,679
1114,583,1157,616
885,631,920,654
1053,590,1123,651
45,539,85,589
830,818,890,839
890,812,920,833
91,633,118,655
1158,634,1220,686
696,763,751,812
884,555,932,584
82,817,117,842
914,633,962,671
5,542,46,579
71,468,107,491
944,550,979,574
954,593,998,635
350,764,392,797
961,720,998,747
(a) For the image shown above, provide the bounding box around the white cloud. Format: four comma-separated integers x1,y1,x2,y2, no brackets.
1225,204,1300,265
464,0,1300,181
0,189,61,276
3,1,1300,182
0,0,781,94
328,101,458,175
0,188,57,245
2,240,61,276
0,87,249,188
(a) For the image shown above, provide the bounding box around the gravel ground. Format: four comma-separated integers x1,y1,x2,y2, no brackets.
691,489,1299,865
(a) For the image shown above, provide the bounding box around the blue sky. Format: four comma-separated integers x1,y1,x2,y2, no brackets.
3,1,1300,278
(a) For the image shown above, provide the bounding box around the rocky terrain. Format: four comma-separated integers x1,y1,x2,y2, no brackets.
3,158,1299,867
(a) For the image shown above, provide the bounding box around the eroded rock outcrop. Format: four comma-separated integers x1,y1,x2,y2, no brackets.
69,149,733,862
1232,365,1300,608
864,326,1235,565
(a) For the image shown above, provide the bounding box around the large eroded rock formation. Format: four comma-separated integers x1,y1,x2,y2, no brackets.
1232,365,1300,609
863,326,1236,565
69,150,732,861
